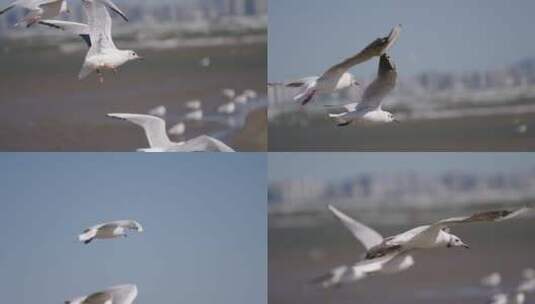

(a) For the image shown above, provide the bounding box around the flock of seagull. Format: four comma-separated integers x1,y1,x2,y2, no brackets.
481,269,535,304
64,219,143,304
272,24,402,126
311,204,533,302
0,0,247,152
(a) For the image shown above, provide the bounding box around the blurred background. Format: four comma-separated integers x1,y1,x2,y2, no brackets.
269,153,535,304
0,0,267,151
268,0,535,151
0,153,266,303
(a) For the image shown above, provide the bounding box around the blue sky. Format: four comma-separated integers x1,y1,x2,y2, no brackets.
0,153,266,304
269,0,535,81
268,153,535,182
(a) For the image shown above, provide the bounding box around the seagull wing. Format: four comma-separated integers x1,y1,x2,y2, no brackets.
418,207,531,240
78,227,98,242
38,20,91,47
328,205,384,250
320,24,401,81
311,251,408,288
112,220,143,232
83,291,112,304
178,135,235,152
0,0,51,13
357,54,397,111
284,76,319,88
84,0,116,57
106,285,138,304
107,113,172,149
96,0,128,22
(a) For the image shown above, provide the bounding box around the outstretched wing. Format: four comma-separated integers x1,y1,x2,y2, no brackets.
38,20,91,47
98,0,128,22
179,135,235,152
357,54,397,111
106,285,138,304
83,0,116,57
113,220,143,232
107,113,172,149
418,207,531,240
328,205,383,250
320,24,401,81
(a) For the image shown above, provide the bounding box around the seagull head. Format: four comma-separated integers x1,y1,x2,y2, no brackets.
447,234,469,249
125,50,143,61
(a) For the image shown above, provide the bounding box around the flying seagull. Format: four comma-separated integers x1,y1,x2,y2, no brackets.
107,113,235,152
284,24,401,105
59,0,140,83
0,0,68,28
328,205,530,260
328,53,398,125
78,220,143,244
311,251,414,288
65,284,138,304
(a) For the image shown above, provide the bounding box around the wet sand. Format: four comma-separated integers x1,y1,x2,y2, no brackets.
268,112,535,151
0,42,266,151
269,212,535,304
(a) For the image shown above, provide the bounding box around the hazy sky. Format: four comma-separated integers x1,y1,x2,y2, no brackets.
0,154,266,304
269,0,535,81
268,153,535,182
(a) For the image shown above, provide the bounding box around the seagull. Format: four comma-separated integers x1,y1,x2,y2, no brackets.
168,122,186,136
234,94,249,105
489,293,509,304
310,251,414,288
147,105,167,117
243,89,258,99
73,0,140,83
481,272,502,288
285,24,401,105
222,88,236,100
107,113,235,152
185,99,202,110
328,53,398,126
218,101,236,114
184,109,203,121
78,220,143,244
328,205,530,260
65,284,137,304
0,0,68,28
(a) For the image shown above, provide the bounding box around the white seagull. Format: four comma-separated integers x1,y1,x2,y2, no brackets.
0,0,68,27
147,105,167,117
65,284,138,304
285,24,401,105
185,99,202,110
481,272,502,288
107,113,235,152
184,109,203,121
71,0,140,83
328,205,530,260
78,220,143,244
217,101,236,114
168,122,186,136
328,53,398,125
311,251,414,288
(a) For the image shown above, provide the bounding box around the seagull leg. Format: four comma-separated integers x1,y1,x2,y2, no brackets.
96,69,104,84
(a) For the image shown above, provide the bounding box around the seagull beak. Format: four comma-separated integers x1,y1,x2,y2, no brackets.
462,243,470,249
353,80,360,87
138,56,144,61
393,119,401,124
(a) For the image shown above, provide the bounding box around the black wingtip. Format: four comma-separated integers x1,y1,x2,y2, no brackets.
0,5,14,15
111,7,128,22
337,121,351,127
